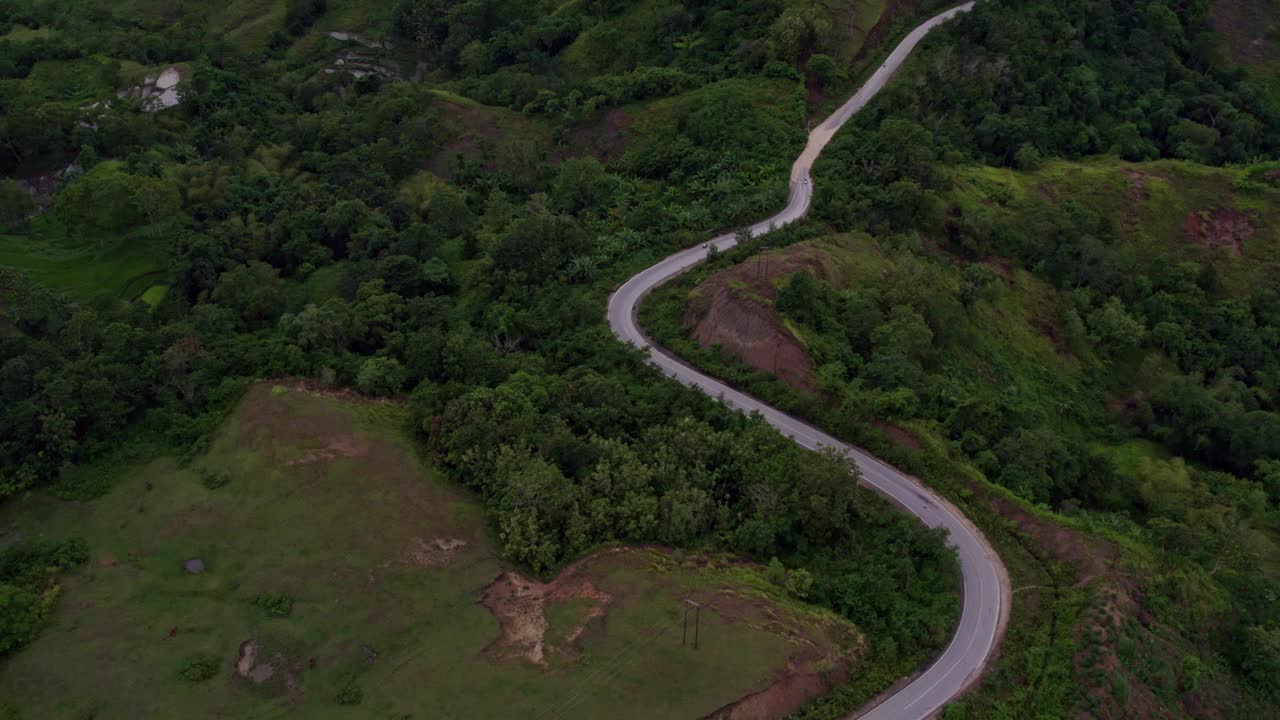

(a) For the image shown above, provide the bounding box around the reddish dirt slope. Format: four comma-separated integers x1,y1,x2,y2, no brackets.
684,244,851,392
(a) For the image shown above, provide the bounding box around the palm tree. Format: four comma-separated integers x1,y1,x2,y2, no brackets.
565,255,602,283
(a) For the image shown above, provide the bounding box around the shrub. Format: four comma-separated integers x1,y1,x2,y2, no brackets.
767,557,787,585
0,583,57,655
805,54,840,88
762,60,797,80
285,0,327,36
356,357,407,396
0,179,33,229
200,469,231,490
785,568,814,599
1180,654,1205,692
251,593,294,618
1111,673,1130,706
179,653,221,682
0,539,89,583
0,538,89,655
1116,635,1136,662
1013,142,1043,170
334,682,363,705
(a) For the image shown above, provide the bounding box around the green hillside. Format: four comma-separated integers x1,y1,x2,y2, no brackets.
642,0,1280,714
0,2,965,719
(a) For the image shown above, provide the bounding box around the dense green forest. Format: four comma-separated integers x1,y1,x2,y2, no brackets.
3,0,1280,717
0,0,965,717
643,0,1280,717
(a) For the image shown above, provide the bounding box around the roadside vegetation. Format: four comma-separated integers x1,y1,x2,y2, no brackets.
644,0,1280,717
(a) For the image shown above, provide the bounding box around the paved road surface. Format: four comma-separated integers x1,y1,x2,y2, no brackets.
607,3,1011,718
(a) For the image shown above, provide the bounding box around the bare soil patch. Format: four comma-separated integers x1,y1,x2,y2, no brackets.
235,384,382,471
479,546,858,720
1031,316,1072,356
1123,169,1152,226
874,420,922,451
969,482,1116,587
406,536,468,568
565,107,630,163
1182,207,1256,256
685,245,850,391
1210,0,1280,66
480,568,614,666
963,481,1202,718
264,378,398,404
703,653,847,720
286,435,370,466
425,98,548,179
982,258,1013,280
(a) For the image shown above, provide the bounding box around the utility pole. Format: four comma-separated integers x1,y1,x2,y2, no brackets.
682,599,702,649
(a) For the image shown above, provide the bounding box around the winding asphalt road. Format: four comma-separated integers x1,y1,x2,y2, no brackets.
606,3,1011,718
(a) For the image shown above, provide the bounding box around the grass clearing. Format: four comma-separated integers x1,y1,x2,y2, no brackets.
0,383,863,719
25,56,122,104
0,25,56,42
952,158,1280,296
0,228,164,301
139,284,169,308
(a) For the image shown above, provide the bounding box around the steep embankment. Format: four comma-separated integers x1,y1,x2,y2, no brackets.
685,239,865,391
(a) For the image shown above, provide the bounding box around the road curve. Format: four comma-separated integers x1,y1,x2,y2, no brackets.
606,3,1010,718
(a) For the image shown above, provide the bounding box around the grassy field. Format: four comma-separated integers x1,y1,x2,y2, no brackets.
0,229,164,302
950,158,1280,296
0,384,862,720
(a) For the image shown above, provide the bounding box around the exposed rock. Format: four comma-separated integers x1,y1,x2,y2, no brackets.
323,51,401,81
328,31,389,49
235,639,278,684
155,67,180,90
114,65,184,112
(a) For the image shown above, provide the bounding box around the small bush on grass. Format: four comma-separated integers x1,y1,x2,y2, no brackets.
334,682,363,705
199,469,231,490
179,653,221,682
251,593,294,618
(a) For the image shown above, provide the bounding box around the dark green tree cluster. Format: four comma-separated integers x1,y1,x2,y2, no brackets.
393,0,810,111
430,369,956,649
870,0,1280,166
0,539,87,656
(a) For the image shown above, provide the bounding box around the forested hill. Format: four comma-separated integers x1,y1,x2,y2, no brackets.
2,0,1280,719
0,1,964,719
640,0,1280,717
